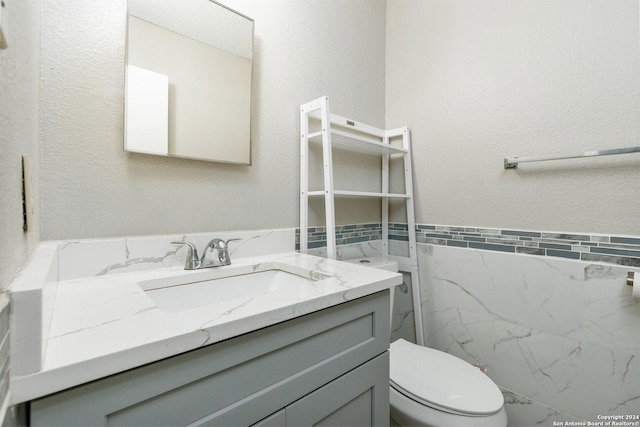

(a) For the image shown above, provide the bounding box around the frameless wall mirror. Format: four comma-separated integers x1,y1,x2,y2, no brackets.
125,0,253,164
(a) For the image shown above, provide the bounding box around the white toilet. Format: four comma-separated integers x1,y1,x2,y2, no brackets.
345,257,507,427
389,339,507,426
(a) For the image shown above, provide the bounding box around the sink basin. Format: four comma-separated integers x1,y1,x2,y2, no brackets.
139,264,330,313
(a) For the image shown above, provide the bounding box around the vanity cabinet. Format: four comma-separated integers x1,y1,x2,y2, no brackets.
29,291,390,426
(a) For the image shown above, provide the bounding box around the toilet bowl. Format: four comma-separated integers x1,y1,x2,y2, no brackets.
344,257,507,427
389,339,507,427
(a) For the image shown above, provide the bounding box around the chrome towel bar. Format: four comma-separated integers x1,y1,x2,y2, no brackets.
504,145,640,169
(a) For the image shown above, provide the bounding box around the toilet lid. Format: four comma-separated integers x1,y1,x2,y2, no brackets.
389,339,504,416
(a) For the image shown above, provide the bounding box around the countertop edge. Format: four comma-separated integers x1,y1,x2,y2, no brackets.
11,275,399,404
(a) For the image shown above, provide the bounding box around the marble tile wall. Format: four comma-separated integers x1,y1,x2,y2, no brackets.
0,294,11,424
390,271,417,343
420,243,640,424
56,229,295,281
302,222,640,424
303,235,417,343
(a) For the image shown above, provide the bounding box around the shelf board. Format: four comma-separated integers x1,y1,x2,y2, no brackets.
307,190,411,199
307,129,407,155
308,110,386,137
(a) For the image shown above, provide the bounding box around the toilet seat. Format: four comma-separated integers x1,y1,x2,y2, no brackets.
389,339,504,417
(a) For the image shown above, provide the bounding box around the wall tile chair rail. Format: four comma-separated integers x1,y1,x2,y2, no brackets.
412,224,640,268
298,223,640,268
295,223,382,250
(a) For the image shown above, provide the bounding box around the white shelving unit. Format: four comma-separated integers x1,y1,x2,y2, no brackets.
299,96,424,345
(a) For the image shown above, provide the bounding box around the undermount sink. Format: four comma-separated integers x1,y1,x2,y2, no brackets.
139,264,331,313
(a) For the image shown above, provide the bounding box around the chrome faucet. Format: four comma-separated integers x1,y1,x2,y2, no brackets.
171,238,240,270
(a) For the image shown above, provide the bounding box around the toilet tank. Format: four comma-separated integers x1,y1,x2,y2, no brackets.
343,256,399,324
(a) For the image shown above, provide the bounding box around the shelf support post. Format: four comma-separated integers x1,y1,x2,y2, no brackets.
319,97,337,259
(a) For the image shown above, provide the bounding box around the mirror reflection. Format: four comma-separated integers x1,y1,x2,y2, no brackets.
125,0,253,164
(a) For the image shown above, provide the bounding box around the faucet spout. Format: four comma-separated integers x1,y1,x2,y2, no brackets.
170,241,201,270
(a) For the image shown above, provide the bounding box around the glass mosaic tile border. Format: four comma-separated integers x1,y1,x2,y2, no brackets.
295,223,382,249
411,224,640,267
298,223,640,268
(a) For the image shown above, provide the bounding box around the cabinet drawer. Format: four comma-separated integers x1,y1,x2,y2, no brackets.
31,291,390,426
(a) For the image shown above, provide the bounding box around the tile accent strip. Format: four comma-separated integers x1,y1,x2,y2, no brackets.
295,223,382,250
413,224,640,267
297,223,640,267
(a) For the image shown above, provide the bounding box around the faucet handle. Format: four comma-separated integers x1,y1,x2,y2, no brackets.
220,239,241,259
171,241,200,270
220,238,241,264
224,238,241,247
208,238,241,250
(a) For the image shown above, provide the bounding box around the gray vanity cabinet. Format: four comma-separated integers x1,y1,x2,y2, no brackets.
30,291,391,427
244,353,388,427
283,352,388,426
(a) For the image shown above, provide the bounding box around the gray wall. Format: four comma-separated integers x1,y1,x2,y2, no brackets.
384,1,640,423
0,1,41,290
39,0,387,241
386,0,640,236
0,0,40,422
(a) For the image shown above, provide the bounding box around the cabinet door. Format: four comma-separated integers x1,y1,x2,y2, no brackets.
286,352,389,427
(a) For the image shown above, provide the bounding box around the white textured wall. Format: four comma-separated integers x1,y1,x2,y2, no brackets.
0,0,40,289
40,0,386,240
386,0,640,236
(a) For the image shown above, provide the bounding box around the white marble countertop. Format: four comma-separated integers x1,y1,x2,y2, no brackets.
11,251,401,403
